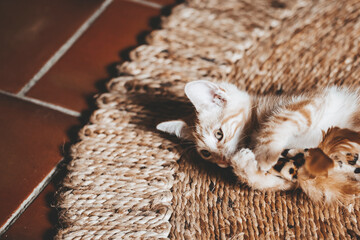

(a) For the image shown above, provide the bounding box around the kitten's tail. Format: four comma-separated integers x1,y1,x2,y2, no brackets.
297,172,360,204
298,127,360,204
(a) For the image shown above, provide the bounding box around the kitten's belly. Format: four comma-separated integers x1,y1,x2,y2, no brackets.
285,130,323,149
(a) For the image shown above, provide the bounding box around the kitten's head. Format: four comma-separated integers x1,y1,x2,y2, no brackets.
157,80,251,168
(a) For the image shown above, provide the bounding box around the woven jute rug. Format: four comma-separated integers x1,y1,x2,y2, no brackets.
56,0,360,239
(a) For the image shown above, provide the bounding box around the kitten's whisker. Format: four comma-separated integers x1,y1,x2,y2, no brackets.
236,135,248,146
179,139,194,144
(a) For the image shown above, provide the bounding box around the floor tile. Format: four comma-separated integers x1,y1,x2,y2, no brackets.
27,1,160,112
0,93,78,231
0,0,104,93
0,176,58,240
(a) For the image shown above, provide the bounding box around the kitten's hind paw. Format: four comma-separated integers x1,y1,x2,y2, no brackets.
346,152,359,165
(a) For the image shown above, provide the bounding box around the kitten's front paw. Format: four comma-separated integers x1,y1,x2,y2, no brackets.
254,145,282,172
231,148,257,169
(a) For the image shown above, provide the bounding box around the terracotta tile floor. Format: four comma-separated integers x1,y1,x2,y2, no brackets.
0,0,177,239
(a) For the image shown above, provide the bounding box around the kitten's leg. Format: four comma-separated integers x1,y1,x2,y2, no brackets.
254,100,315,171
231,148,295,191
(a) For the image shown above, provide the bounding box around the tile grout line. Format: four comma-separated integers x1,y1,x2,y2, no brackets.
128,0,163,9
0,0,114,234
0,90,80,117
0,162,62,236
17,0,114,96
0,0,165,236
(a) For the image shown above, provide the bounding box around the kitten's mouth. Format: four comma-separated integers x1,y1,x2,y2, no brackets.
218,163,230,168
217,157,230,168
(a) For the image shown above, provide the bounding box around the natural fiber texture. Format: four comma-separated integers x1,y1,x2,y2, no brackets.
57,0,360,239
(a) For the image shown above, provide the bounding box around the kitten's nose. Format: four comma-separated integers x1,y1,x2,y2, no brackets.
219,155,228,164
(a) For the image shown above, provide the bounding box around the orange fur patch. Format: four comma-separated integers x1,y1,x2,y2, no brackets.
299,108,312,126
305,148,334,177
285,99,312,111
351,110,360,129
223,120,244,144
221,109,244,125
318,127,360,156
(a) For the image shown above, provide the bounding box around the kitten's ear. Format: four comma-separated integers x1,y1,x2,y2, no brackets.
185,80,226,112
156,120,191,140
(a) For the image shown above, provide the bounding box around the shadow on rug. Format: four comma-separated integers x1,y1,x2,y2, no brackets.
56,0,360,239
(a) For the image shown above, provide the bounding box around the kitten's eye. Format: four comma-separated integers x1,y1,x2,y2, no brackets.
214,128,223,141
200,150,212,159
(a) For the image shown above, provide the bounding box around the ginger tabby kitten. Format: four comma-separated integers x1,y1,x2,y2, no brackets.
157,80,360,203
